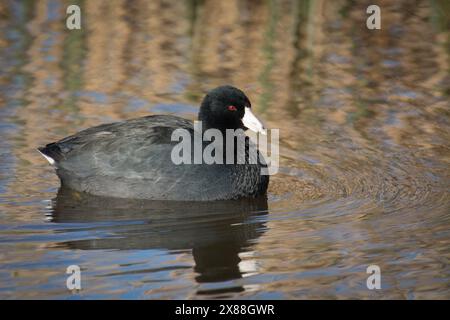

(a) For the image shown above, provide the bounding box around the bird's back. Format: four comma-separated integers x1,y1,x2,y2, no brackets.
39,115,268,200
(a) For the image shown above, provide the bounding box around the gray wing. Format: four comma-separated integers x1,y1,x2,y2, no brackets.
40,115,234,200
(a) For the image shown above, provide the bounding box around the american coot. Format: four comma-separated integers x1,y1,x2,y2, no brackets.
38,86,269,201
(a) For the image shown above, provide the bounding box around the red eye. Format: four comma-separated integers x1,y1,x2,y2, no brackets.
228,105,237,111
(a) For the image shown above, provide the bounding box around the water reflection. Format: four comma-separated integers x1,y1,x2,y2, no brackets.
0,0,449,299
51,187,268,295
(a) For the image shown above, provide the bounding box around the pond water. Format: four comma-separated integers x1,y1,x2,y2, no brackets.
0,0,449,299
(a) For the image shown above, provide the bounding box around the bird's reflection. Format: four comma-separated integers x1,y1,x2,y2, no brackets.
51,187,268,294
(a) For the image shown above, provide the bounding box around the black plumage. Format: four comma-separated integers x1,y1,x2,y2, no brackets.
39,86,269,201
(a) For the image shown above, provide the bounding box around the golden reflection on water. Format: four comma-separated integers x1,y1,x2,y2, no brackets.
0,0,449,299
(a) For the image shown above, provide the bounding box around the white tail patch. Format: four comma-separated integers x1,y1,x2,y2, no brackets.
37,149,56,165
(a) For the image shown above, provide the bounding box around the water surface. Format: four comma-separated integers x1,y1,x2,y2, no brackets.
0,0,449,299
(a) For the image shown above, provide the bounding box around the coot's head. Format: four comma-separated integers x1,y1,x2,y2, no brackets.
198,85,266,134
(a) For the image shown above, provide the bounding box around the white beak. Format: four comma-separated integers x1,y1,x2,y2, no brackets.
242,107,267,135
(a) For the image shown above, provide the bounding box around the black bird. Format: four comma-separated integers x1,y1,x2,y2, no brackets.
38,85,269,201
